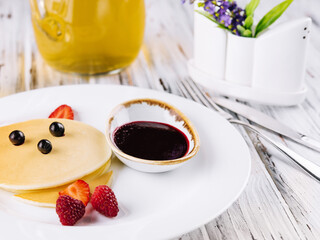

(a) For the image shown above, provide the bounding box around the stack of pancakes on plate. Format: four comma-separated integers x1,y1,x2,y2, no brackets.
0,119,113,207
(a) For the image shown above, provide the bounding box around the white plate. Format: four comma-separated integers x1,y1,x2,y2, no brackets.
0,85,251,240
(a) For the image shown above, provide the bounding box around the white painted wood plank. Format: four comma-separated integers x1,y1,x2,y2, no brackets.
1,0,320,239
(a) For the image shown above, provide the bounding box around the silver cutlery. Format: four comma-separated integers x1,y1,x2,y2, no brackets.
212,97,320,153
174,77,320,182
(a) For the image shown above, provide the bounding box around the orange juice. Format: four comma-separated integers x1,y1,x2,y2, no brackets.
29,0,145,74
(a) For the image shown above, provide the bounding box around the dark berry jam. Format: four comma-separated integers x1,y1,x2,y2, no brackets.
113,121,189,160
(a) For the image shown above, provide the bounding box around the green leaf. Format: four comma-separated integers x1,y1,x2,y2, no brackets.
198,2,205,7
243,30,253,37
195,10,229,31
244,16,254,29
245,0,260,16
237,25,246,35
254,0,294,37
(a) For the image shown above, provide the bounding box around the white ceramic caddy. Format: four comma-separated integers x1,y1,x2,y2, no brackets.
190,6,312,106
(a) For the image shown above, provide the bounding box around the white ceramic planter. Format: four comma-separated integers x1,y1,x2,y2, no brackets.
194,13,227,79
252,18,311,92
191,10,312,105
225,33,256,86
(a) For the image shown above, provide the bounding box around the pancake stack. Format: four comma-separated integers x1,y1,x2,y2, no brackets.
0,119,113,207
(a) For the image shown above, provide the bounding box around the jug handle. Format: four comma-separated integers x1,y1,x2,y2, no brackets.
29,0,65,41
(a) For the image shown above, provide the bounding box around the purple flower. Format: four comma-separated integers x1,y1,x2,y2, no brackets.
217,6,227,15
183,0,247,36
228,2,238,11
201,0,246,35
220,1,230,9
204,1,216,15
219,14,232,27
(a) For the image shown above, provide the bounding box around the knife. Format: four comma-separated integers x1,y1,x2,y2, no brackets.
212,97,320,153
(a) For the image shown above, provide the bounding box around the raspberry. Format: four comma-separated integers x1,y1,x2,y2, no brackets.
56,195,85,226
91,185,119,217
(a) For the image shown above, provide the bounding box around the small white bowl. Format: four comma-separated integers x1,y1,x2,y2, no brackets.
106,98,200,173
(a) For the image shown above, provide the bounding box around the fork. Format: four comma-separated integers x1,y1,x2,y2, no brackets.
175,77,320,181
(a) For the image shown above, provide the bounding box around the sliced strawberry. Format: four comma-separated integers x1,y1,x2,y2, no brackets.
49,104,74,120
59,180,90,206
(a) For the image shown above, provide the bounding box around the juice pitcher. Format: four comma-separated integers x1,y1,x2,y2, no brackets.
29,0,145,75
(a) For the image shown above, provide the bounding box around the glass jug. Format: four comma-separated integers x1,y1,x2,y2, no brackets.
29,0,145,74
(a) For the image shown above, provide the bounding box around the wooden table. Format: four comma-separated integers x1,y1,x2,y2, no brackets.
1,0,320,239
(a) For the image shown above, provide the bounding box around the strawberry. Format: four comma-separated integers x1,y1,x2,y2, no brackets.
56,195,85,226
49,104,74,120
59,180,90,206
91,185,119,217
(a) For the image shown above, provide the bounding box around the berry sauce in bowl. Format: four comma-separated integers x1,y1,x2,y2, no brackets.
113,121,189,161
106,98,200,173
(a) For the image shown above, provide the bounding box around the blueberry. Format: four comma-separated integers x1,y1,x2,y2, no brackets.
49,122,65,137
9,130,25,146
37,139,52,154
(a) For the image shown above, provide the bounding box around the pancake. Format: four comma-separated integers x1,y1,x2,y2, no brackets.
12,157,111,194
14,170,113,207
0,119,111,191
